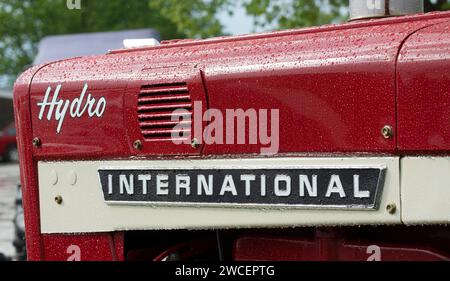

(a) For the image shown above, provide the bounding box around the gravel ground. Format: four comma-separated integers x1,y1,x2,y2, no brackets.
0,163,20,259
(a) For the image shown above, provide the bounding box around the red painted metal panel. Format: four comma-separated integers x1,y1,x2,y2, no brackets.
397,21,450,152
29,63,130,160
42,233,124,261
29,64,207,159
26,14,450,160
233,234,450,261
202,23,404,154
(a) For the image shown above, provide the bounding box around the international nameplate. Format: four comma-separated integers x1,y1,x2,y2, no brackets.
98,168,385,209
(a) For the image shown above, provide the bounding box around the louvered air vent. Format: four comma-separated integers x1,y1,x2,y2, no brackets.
137,83,192,142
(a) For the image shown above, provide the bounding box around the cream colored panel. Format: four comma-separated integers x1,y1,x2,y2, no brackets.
38,157,400,234
401,157,450,224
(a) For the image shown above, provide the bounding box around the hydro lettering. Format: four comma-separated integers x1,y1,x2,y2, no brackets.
37,83,107,133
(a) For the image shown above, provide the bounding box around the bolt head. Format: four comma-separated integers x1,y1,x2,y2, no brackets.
381,125,393,139
54,195,63,205
386,203,397,215
191,138,200,149
32,137,41,147
133,140,143,150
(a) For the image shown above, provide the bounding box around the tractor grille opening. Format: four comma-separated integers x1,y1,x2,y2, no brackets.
137,83,192,142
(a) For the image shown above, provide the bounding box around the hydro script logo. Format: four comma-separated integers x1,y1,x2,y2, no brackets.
37,84,107,133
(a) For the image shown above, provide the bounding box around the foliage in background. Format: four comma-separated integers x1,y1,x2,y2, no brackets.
0,0,215,75
149,0,232,38
243,0,348,29
425,0,450,11
242,0,450,30
0,0,449,77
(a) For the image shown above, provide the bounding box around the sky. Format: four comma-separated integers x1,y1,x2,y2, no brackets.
218,5,262,35
218,2,346,35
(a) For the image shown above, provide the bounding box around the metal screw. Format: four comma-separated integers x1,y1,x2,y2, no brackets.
386,203,397,215
191,138,200,149
32,137,41,148
133,140,143,150
54,195,63,205
381,125,393,139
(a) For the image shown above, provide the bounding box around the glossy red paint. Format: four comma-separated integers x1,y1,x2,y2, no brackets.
397,21,450,152
13,11,450,261
42,233,124,261
25,12,450,160
233,235,450,261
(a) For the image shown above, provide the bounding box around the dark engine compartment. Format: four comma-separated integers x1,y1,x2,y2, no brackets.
125,226,450,261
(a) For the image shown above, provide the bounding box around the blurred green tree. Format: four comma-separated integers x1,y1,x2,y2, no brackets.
149,0,231,38
242,0,450,30
425,0,450,12
0,0,226,75
243,0,348,29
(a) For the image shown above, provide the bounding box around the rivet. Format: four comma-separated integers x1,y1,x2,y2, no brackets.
54,195,63,205
381,125,393,139
32,137,41,147
191,138,200,149
133,140,143,150
386,203,397,215
68,171,77,186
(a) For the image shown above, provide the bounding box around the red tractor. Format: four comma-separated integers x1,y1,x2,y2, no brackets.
13,0,450,261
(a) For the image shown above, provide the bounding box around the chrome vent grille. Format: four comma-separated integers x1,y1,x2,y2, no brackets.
137,83,192,142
